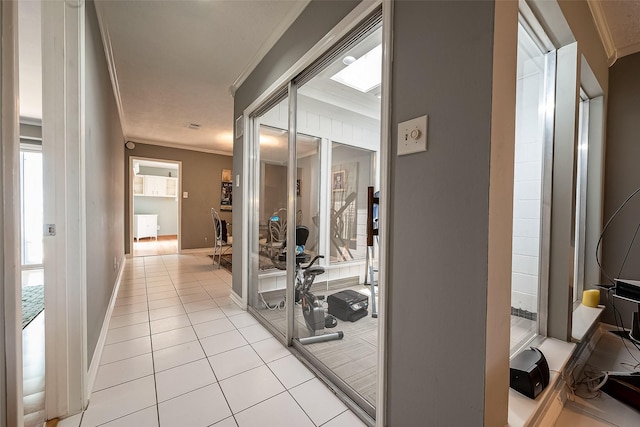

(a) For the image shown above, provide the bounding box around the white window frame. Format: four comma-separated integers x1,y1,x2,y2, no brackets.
573,89,590,304
510,10,557,354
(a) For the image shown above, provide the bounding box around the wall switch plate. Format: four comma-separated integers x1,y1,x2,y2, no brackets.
183,192,188,198
397,115,428,156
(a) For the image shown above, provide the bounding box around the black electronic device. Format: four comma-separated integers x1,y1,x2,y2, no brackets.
612,279,640,343
327,290,368,322
509,347,550,399
615,279,640,303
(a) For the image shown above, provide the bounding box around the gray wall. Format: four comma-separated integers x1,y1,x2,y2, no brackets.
124,143,232,253
85,0,125,362
0,5,6,423
233,0,360,297
602,52,640,326
388,1,496,424
134,197,178,236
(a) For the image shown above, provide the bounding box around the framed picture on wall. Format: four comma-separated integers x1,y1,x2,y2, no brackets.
297,179,301,196
332,170,346,192
221,169,232,211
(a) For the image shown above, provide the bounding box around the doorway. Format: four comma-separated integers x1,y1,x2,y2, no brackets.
245,11,383,420
20,142,46,427
130,157,181,257
18,0,46,424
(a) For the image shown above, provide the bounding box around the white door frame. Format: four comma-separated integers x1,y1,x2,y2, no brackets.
1,1,24,426
128,156,183,257
42,0,87,418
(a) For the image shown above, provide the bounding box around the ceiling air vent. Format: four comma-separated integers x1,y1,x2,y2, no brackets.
187,123,201,130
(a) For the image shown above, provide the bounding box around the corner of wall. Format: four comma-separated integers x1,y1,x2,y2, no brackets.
486,0,519,425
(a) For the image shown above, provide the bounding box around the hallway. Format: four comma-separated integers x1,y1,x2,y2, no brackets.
59,254,365,426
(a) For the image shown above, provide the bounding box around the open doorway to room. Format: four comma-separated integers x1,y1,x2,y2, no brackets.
18,0,46,425
20,140,45,427
130,158,181,257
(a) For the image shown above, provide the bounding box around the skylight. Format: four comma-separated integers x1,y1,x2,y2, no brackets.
330,44,382,93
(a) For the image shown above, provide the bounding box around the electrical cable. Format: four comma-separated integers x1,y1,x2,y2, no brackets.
259,292,284,311
617,222,640,279
608,289,640,363
595,186,640,285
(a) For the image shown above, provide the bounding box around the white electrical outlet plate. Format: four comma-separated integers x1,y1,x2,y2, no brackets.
397,115,428,156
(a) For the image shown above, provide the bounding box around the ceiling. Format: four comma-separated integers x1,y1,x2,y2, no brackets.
588,0,640,64
18,1,640,153
94,0,310,154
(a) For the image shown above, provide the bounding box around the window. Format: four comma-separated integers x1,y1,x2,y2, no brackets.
573,90,590,303
510,19,555,354
20,144,43,266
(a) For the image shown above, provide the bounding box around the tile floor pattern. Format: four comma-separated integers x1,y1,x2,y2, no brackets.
133,237,178,257
22,268,46,427
23,311,45,427
256,283,378,407
61,254,366,427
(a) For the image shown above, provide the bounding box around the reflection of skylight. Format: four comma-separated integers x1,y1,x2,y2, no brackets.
331,45,381,93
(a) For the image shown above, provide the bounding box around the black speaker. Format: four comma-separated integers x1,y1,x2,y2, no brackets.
510,347,550,399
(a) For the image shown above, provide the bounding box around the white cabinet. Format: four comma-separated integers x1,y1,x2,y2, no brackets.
165,177,178,197
134,214,158,241
133,175,144,195
135,175,178,197
143,175,167,196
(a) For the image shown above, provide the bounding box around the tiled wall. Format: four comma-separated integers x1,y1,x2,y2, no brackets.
258,261,365,293
511,68,544,314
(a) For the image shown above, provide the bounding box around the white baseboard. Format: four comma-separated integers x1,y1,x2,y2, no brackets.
180,247,214,254
230,290,246,309
85,256,126,403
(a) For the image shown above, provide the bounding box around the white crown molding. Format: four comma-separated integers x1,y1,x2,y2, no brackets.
94,2,129,135
129,138,233,156
617,41,640,61
587,0,618,66
229,0,311,96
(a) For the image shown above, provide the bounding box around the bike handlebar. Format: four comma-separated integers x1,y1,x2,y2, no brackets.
303,255,324,269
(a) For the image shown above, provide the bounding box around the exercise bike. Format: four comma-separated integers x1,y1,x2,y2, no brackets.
276,226,343,345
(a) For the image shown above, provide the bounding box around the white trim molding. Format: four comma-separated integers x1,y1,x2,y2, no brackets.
86,258,125,400
586,0,618,66
42,0,88,418
616,41,640,62
2,1,24,426
230,290,245,310
128,138,233,157
93,1,127,139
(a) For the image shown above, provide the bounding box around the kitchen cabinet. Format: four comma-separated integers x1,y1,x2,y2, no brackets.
135,175,178,197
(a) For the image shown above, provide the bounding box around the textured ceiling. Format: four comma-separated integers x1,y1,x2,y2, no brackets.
96,0,309,154
21,0,637,149
602,0,640,49
589,0,640,64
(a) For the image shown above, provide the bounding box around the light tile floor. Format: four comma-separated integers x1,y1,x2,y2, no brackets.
23,268,46,427
63,253,366,427
133,237,178,257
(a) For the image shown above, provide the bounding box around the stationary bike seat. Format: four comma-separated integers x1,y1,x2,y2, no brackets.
305,265,325,276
